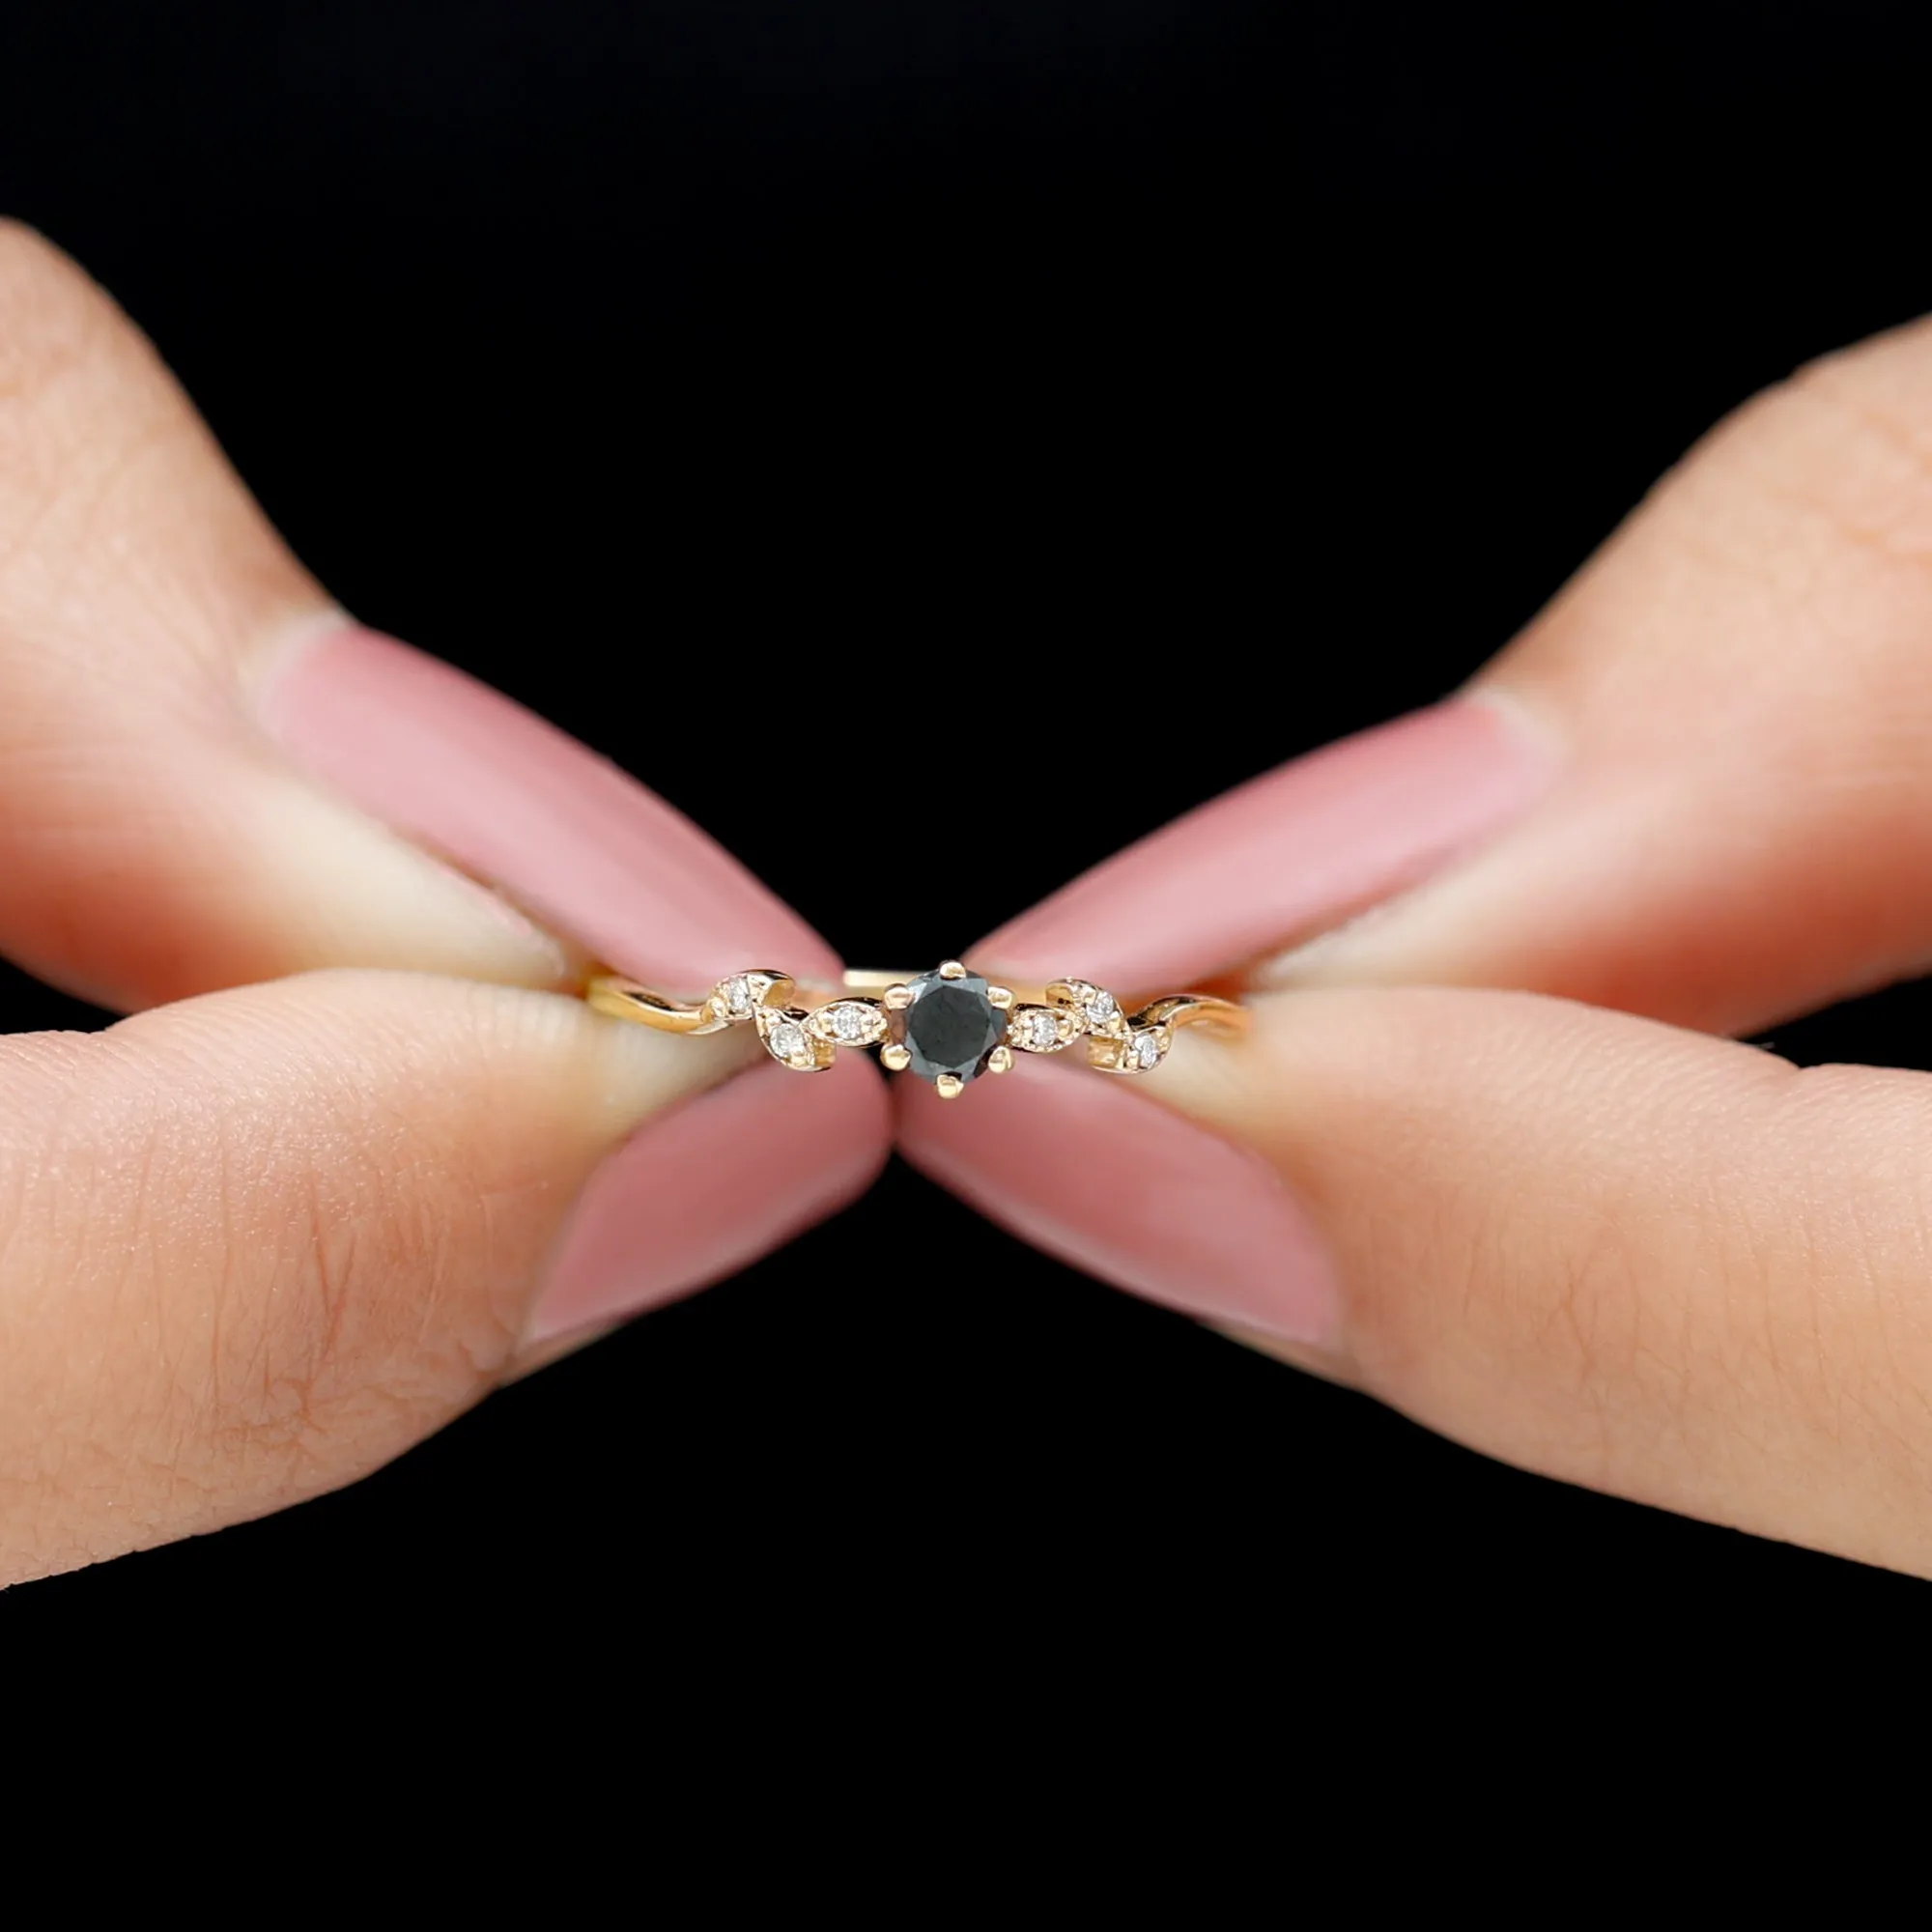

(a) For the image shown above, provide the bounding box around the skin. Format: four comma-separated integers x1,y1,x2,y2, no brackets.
0,224,888,1584
13,224,1932,1579
905,309,1932,1577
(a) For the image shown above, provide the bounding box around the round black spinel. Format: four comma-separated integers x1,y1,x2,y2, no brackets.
901,968,1004,1086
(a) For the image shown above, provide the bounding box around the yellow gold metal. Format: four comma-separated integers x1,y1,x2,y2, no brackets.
938,959,967,980
585,978,716,1031
840,968,908,994
987,984,1014,1009
935,1073,965,1099
987,1045,1013,1074
882,982,914,1011
1085,995,1247,1075
585,970,793,1034
881,1042,912,1072
1132,993,1250,1037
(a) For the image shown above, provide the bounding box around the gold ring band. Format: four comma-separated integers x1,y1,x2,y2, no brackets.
586,960,1248,1099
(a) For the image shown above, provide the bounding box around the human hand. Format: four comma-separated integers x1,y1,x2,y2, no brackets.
902,312,1932,1576
0,226,888,1585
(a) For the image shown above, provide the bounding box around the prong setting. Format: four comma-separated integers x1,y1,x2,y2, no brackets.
935,1073,965,1099
899,963,1006,1093
883,983,914,1010
881,1042,912,1072
987,1045,1013,1074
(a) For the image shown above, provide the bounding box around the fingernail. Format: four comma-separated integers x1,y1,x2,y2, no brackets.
896,1054,1342,1349
977,696,1555,991
527,1055,890,1344
258,626,842,989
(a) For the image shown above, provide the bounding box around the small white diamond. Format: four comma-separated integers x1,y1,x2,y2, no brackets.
1134,1032,1162,1069
722,974,755,1018
824,1002,876,1043
1017,1009,1061,1052
1085,989,1118,1027
769,1022,810,1062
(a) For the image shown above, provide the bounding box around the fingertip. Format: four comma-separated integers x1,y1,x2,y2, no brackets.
0,972,891,1578
971,699,1556,994
525,1052,892,1345
895,1050,1344,1349
256,625,846,994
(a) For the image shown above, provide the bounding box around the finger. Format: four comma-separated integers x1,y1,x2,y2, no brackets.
0,221,839,1009
0,973,888,1585
979,313,1932,1037
901,990,1932,1576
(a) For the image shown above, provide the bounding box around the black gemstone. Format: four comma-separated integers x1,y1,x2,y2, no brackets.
902,968,1004,1085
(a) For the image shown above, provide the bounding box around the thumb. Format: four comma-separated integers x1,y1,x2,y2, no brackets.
900,988,1932,1575
1,973,886,1586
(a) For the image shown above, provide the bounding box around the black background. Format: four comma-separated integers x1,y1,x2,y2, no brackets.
3,0,1928,1656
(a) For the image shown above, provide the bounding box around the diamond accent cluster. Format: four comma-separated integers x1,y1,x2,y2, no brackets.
1045,979,1127,1041
1006,978,1125,1058
1006,978,1130,1058
673,963,1216,1092
1010,978,1178,1076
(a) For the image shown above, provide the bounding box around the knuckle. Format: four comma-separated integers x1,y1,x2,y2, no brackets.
0,220,123,405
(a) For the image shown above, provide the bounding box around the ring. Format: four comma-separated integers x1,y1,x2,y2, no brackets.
585,960,1249,1098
